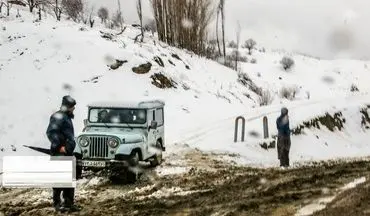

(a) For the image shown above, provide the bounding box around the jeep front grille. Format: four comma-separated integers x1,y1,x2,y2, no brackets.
88,137,109,158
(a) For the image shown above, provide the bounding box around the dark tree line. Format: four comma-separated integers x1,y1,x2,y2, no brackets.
151,0,214,56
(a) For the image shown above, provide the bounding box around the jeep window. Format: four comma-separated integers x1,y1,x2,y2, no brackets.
156,108,164,126
88,108,147,124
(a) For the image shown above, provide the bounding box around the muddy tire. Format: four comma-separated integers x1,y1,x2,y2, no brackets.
127,152,141,183
129,151,140,167
126,169,139,184
150,140,163,167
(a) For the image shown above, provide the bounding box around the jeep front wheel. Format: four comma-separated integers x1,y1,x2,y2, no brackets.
150,140,163,167
129,151,140,167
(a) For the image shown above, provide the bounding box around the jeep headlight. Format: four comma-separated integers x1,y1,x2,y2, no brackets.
108,137,119,148
79,137,90,147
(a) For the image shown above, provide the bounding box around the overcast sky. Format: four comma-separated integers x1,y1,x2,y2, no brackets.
87,0,370,60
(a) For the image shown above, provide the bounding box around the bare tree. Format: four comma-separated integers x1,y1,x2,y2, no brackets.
220,0,226,63
62,0,83,22
6,0,11,16
37,0,44,20
235,21,241,70
136,0,144,42
97,6,108,23
215,3,221,56
112,0,124,30
243,38,257,55
80,2,93,25
51,0,62,21
0,1,5,13
25,0,37,12
31,0,48,20
88,6,94,27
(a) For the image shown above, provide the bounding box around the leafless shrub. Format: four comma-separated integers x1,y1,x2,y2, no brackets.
258,90,274,106
238,72,263,96
228,40,237,48
280,86,299,100
227,50,247,63
350,84,359,92
205,39,221,60
280,56,295,71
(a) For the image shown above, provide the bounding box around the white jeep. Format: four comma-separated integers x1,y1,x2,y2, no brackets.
73,100,165,182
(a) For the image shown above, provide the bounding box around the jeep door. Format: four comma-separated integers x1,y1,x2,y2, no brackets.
147,109,158,156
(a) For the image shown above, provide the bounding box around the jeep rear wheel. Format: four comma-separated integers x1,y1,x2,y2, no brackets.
150,140,163,167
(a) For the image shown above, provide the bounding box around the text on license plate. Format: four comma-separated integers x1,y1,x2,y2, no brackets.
81,161,106,167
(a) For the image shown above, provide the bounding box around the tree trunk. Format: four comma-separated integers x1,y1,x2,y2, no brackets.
38,6,41,20
216,6,221,57
29,0,34,13
220,0,226,63
7,3,10,16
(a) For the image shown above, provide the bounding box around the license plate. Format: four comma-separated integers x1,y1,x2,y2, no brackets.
81,161,106,167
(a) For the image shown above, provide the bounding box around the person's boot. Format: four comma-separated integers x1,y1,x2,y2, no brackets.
66,204,82,212
54,203,69,213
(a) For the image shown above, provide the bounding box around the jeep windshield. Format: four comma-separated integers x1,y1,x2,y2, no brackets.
88,108,147,125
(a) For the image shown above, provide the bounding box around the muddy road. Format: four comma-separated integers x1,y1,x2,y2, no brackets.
1,148,370,216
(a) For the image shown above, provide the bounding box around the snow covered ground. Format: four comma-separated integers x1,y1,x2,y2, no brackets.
0,6,370,177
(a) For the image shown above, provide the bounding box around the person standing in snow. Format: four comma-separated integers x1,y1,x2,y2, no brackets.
276,107,291,168
46,95,80,212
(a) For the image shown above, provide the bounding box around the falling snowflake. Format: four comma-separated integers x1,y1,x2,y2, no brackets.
104,54,115,65
321,187,330,194
259,178,267,184
62,83,73,91
110,116,120,124
53,112,64,120
182,18,193,29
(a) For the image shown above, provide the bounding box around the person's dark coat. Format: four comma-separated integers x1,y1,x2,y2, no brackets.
276,107,291,167
46,110,76,156
276,111,290,137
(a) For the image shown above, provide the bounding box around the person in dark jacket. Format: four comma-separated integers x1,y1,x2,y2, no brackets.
276,107,291,168
46,95,80,212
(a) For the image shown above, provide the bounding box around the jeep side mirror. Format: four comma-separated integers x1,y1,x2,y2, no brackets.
149,121,158,130
83,119,88,126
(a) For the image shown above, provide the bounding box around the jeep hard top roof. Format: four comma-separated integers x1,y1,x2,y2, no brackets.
87,100,165,109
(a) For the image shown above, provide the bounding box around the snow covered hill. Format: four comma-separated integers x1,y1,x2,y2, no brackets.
0,6,370,172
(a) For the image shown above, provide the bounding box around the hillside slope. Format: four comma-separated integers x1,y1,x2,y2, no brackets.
0,7,370,169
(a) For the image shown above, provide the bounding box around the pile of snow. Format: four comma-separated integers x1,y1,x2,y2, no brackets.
136,187,208,200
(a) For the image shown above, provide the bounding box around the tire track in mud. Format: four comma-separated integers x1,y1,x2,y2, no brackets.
1,152,370,216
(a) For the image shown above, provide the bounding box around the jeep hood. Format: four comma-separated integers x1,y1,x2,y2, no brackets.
78,127,146,143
